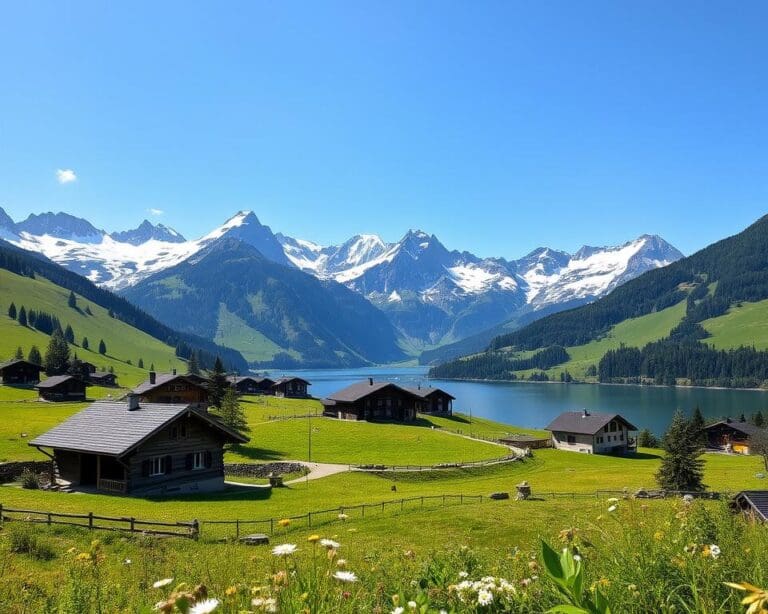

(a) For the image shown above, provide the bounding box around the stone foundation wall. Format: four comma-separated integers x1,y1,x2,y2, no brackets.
0,460,53,483
223,462,306,478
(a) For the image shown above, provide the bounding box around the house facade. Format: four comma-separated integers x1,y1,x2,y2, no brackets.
405,386,455,415
546,410,638,455
30,396,247,496
229,375,275,395
704,419,765,455
36,375,88,401
0,359,44,385
272,377,310,398
322,379,422,422
87,371,118,387
133,371,208,406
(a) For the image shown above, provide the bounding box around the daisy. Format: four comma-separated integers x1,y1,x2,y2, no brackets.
477,589,493,606
333,571,358,583
189,598,219,614
272,543,298,556
391,608,405,614
338,513,349,520
709,544,721,559
153,578,174,589
321,538,341,549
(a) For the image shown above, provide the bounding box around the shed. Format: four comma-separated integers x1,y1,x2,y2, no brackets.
0,359,44,385
36,375,88,402
545,410,638,455
731,491,768,522
88,371,118,387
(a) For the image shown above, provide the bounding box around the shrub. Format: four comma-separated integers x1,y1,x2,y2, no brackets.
8,526,56,561
20,468,40,489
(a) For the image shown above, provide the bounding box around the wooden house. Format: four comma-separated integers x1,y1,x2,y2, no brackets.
404,386,455,415
228,375,275,395
132,370,208,406
272,376,310,398
29,395,248,495
79,361,97,375
703,419,765,455
545,410,637,455
322,379,422,422
0,359,44,385
88,371,118,387
36,375,88,402
731,491,768,522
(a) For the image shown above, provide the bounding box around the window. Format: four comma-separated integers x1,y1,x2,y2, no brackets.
192,452,204,470
173,384,186,391
150,456,166,476
169,426,178,440
567,435,576,444
179,423,187,438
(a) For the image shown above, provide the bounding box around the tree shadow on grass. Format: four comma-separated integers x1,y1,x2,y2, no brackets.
630,451,663,461
228,444,284,461
143,485,274,504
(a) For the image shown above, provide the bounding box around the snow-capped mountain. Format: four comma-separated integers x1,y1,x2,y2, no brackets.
0,205,683,351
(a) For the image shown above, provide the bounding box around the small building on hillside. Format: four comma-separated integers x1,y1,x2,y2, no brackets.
545,410,638,455
36,375,88,402
87,371,118,387
79,361,97,375
703,419,766,455
322,379,422,422
404,386,455,415
29,395,248,496
272,376,310,398
0,359,44,386
133,370,208,406
228,375,275,395
731,491,768,522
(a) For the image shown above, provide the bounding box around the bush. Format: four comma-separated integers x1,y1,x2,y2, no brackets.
20,468,40,489
8,526,56,561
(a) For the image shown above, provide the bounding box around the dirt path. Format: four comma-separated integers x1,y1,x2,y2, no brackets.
284,461,350,484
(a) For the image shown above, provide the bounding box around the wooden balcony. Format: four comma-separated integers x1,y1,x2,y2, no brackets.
97,478,127,493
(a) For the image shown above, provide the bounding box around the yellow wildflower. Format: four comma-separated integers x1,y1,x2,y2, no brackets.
278,518,291,528
724,582,768,614
307,534,320,543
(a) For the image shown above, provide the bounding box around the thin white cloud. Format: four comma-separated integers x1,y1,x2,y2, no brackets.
56,168,77,184
147,208,164,216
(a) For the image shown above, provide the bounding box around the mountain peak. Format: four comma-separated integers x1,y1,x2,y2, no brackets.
16,211,104,243
110,219,186,245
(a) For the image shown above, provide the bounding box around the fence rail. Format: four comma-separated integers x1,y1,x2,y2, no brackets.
0,503,198,538
351,453,520,472
266,411,323,421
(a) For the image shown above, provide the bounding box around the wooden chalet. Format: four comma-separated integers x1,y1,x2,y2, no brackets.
0,359,44,385
36,375,88,402
79,361,97,375
228,375,275,395
322,379,422,422
545,410,637,455
132,370,208,407
88,371,118,387
404,385,455,415
703,419,766,455
272,376,310,398
731,491,768,522
29,395,248,495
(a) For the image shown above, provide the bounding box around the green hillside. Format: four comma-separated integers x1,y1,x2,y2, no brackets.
0,268,185,388
702,299,768,350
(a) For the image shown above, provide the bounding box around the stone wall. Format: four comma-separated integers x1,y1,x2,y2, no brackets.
0,460,52,483
223,462,306,478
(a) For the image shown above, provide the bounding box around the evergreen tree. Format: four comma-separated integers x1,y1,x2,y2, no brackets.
217,386,250,438
739,413,747,422
207,356,229,408
690,406,706,446
14,346,23,360
44,329,71,375
138,358,144,369
656,410,705,492
68,356,83,377
84,304,93,316
637,428,659,448
108,366,114,374
7,302,16,319
150,362,155,371
753,411,765,428
17,306,27,327
82,337,89,350
27,346,42,365
64,324,75,344
27,309,36,327
98,339,107,355
67,291,77,309
187,351,200,376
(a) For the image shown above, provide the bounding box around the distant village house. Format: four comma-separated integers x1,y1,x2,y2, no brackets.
546,410,637,455
272,376,310,398
405,386,455,415
36,375,88,402
0,359,44,385
133,370,208,407
228,375,275,395
703,419,766,455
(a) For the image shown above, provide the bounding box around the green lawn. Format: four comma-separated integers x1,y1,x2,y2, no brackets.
0,269,186,388
702,299,768,350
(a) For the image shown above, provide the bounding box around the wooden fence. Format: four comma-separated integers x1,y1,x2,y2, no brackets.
0,504,198,538
350,453,520,472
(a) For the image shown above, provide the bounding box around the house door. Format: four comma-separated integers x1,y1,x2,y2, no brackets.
80,454,98,485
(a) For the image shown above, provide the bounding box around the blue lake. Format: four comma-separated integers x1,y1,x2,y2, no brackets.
271,366,768,435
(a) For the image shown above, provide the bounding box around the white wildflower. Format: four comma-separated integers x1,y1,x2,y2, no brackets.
338,513,349,520
458,571,469,578
321,538,340,549
271,543,298,556
407,601,417,609
190,598,219,614
573,554,582,562
391,608,405,614
333,571,358,583
607,497,619,503
477,589,493,606
710,544,721,559
608,505,617,512
153,578,174,588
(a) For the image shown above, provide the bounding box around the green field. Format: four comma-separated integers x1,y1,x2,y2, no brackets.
0,269,186,388
702,299,768,350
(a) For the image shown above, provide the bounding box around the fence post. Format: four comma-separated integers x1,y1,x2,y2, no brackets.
130,517,135,533
0,503,3,528
381,501,384,512
47,512,52,526
192,519,200,540
308,512,312,528
461,494,464,504
236,519,240,539
421,496,424,507
270,518,274,534
362,505,365,518
88,512,94,530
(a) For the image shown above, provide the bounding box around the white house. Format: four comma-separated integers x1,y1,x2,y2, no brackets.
545,410,637,455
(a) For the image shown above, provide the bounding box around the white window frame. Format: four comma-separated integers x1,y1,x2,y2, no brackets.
192,451,204,470
150,456,166,476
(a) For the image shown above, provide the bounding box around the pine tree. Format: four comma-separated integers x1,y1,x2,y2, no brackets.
218,386,250,438
138,358,144,369
14,346,23,360
17,306,27,327
7,302,16,319
44,329,71,375
27,345,42,365
82,337,89,350
753,411,765,428
84,305,93,316
67,291,77,309
207,356,229,408
739,413,747,422
187,351,200,376
64,324,75,344
150,363,155,371
98,339,107,355
656,410,705,492
637,428,659,448
690,406,706,446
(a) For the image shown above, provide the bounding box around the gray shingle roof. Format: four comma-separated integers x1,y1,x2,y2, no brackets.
704,420,766,438
545,411,638,435
228,375,273,385
733,491,768,521
403,386,456,400
36,375,86,389
0,359,43,372
273,376,311,386
29,401,247,456
326,381,419,403
132,373,207,395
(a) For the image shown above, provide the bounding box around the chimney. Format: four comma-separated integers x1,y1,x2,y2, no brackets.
149,371,156,385
127,394,140,411
368,377,374,386
582,409,590,417
172,368,177,376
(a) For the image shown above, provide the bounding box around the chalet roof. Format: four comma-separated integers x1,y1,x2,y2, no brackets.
228,375,273,384
0,359,44,372
704,420,766,438
732,491,768,521
403,386,456,400
36,375,87,389
29,401,248,456
132,373,207,395
545,411,638,435
326,381,419,404
272,376,311,386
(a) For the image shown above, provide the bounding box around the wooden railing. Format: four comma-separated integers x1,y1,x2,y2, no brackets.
97,478,127,493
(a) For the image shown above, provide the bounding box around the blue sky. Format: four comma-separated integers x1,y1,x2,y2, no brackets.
1,2,767,258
